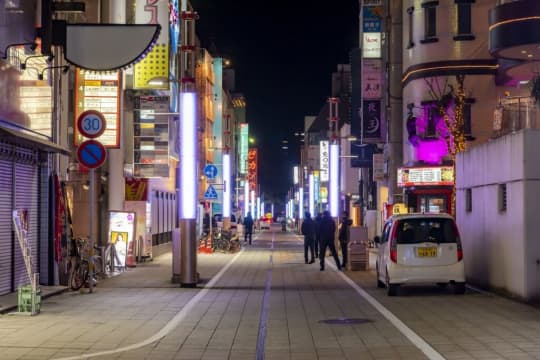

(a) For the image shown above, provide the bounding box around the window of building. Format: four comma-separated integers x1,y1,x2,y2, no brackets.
407,6,415,49
454,0,475,41
464,98,475,140
498,184,507,212
421,1,439,44
422,103,438,138
465,188,472,212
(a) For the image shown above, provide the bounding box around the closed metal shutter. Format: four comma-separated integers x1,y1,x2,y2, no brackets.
13,148,39,289
0,158,13,295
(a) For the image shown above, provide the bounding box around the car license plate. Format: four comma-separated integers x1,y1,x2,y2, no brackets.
417,247,437,257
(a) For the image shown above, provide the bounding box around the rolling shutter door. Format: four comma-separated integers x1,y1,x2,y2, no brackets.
0,159,13,295
13,154,39,289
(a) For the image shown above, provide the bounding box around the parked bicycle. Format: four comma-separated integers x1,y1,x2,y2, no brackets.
69,237,101,290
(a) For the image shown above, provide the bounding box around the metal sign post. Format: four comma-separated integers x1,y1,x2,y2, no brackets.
77,110,106,294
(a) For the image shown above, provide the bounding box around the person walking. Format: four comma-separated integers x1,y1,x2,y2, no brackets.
301,211,316,264
243,212,254,245
338,211,352,269
318,210,341,271
314,212,323,258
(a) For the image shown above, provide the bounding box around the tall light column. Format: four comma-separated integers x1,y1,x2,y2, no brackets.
329,143,340,217
179,92,197,287
256,197,261,219
299,187,304,219
244,183,249,218
309,174,315,216
223,154,231,219
251,190,255,216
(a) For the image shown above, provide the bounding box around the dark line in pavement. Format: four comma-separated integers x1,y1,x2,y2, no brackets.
256,269,272,360
255,232,275,360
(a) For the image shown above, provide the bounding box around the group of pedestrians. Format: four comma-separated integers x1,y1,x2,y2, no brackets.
301,210,352,271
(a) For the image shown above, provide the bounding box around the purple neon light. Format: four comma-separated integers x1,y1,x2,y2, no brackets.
180,92,196,219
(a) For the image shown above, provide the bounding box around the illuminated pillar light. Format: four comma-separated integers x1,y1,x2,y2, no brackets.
289,199,294,218
261,201,265,218
244,184,249,218
293,166,299,185
329,143,339,217
251,190,255,217
309,174,314,216
180,92,197,219
223,154,231,217
271,203,274,218
299,188,304,219
256,197,260,219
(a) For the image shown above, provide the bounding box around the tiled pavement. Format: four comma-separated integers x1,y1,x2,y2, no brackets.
1,229,540,359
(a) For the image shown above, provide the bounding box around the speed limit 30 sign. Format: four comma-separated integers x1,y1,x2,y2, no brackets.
77,110,106,139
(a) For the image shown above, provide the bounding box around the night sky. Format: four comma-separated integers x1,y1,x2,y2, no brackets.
192,1,359,205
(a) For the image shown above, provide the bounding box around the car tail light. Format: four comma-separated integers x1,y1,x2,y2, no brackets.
452,221,463,262
390,222,398,263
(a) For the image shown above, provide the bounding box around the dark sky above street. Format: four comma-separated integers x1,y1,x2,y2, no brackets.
192,1,359,204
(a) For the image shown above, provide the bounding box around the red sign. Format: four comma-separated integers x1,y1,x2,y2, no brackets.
247,148,258,192
77,110,106,139
397,166,454,187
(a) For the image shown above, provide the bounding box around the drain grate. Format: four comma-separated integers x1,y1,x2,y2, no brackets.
319,318,372,325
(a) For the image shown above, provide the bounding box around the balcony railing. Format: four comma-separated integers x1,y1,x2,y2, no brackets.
492,96,540,138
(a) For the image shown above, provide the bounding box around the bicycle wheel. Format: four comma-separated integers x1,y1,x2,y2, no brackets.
70,260,89,290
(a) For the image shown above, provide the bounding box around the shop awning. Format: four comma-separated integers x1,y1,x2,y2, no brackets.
0,125,71,155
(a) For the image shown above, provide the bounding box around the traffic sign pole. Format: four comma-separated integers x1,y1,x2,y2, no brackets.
89,168,95,293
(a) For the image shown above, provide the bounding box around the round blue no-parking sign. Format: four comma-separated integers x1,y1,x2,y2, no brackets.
77,140,107,169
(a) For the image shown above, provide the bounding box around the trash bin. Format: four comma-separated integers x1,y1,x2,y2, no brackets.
17,285,41,315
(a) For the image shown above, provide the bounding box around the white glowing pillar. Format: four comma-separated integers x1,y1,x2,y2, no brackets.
329,143,339,217
309,174,314,216
180,92,196,219
223,154,231,217
244,183,249,218
251,190,255,217
299,187,304,219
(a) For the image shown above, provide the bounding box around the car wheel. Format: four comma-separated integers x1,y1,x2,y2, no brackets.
453,282,466,295
376,264,385,288
386,270,398,296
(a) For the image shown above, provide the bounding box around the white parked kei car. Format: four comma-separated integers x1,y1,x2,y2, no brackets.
375,213,465,296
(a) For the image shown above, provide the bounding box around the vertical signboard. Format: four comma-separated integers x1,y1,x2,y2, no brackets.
362,59,382,99
362,32,382,58
134,0,170,89
247,148,258,192
239,123,249,174
319,140,329,182
74,69,121,147
133,95,170,177
362,100,382,141
373,153,385,181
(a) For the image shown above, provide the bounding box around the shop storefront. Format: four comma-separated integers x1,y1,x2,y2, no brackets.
397,165,455,215
0,126,69,296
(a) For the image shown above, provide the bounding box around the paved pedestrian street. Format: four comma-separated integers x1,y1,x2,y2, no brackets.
1,228,540,359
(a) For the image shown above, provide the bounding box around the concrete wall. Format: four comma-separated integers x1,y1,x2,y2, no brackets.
457,129,540,301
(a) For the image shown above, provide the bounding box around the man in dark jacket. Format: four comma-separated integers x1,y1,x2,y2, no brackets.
314,212,322,258
243,212,254,244
301,211,316,264
319,210,341,271
338,211,352,269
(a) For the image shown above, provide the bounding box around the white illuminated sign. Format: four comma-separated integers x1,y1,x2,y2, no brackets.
329,144,340,217
320,140,329,182
363,32,381,58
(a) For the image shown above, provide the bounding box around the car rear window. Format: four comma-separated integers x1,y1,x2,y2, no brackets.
396,218,457,244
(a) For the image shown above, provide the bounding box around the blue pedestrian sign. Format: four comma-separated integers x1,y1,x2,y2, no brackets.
204,164,218,179
204,185,218,200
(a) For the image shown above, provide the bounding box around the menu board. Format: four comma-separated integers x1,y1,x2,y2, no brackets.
397,166,454,187
74,69,120,147
19,86,52,137
133,95,170,178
